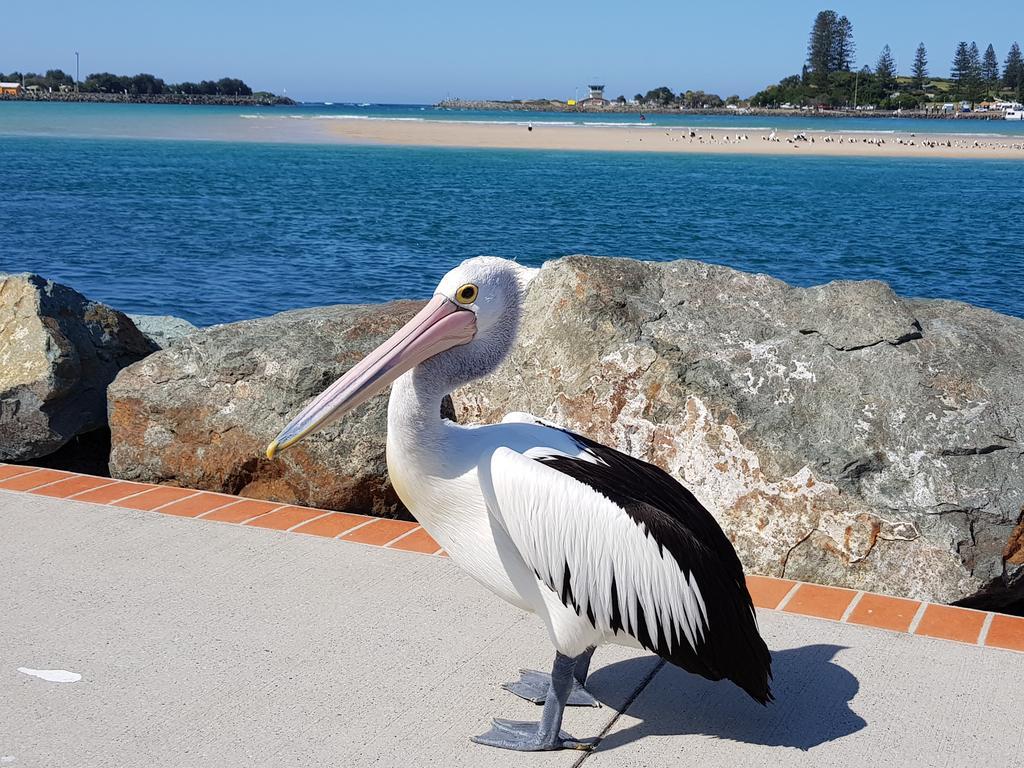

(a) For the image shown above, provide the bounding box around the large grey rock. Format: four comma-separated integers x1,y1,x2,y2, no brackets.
108,301,453,518
107,256,1024,608
0,274,155,461
450,257,1024,609
128,314,198,349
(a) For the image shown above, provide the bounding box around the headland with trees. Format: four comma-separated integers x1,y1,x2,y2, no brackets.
441,9,1023,116
750,10,1023,110
0,68,294,105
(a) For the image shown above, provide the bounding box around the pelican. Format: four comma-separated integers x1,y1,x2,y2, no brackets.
267,257,772,751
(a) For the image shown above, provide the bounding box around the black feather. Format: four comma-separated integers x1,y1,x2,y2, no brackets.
534,430,773,705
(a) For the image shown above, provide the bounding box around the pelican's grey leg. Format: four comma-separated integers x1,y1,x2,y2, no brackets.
573,646,596,685
501,646,599,707
473,652,595,751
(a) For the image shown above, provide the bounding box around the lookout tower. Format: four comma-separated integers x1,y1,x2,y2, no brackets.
578,83,609,108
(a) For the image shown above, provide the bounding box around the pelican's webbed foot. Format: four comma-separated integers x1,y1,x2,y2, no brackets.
501,646,598,707
502,669,600,707
474,651,596,752
471,718,594,752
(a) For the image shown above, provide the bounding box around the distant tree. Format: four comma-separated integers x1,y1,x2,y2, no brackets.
750,74,810,108
951,42,972,99
832,15,855,72
44,69,73,89
676,89,723,108
875,44,896,91
216,77,252,96
83,72,130,93
982,44,1000,90
642,86,675,106
966,42,983,102
632,92,643,103
176,81,200,95
807,10,838,86
725,94,741,105
912,43,928,89
1004,42,1023,92
806,10,855,88
128,73,166,95
615,94,626,104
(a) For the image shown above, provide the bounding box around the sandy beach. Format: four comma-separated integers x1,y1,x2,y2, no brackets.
331,119,1024,159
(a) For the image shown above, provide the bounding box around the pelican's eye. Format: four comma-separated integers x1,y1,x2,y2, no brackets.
455,283,479,305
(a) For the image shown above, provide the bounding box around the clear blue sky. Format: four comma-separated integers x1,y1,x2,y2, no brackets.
3,1,1022,102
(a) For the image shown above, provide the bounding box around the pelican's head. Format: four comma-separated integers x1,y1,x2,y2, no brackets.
266,257,539,459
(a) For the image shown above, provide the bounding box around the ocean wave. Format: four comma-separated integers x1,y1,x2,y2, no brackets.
311,115,427,121
580,121,657,128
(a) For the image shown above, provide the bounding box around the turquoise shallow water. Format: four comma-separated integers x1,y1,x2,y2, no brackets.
1,106,1022,325
4,101,1024,139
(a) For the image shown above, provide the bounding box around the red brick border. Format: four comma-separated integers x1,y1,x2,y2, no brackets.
1,463,1020,652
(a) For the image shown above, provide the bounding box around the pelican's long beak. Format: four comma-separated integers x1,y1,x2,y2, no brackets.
266,295,476,459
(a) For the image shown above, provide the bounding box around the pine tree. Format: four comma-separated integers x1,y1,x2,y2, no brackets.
912,43,928,89
967,42,983,102
876,44,896,90
832,16,855,72
982,44,999,91
807,10,838,86
1004,42,1023,92
951,41,971,98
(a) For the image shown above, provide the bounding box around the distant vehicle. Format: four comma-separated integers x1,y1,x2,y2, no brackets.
1006,109,1023,121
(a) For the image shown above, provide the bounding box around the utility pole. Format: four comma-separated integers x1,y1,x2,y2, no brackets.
75,51,80,92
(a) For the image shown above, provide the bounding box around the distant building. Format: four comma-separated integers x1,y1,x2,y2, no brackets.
578,84,609,108
0,82,23,96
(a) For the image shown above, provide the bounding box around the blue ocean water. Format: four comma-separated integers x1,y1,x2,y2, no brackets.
1,104,1022,326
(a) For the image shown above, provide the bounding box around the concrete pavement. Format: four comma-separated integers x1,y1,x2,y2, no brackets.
1,490,1022,768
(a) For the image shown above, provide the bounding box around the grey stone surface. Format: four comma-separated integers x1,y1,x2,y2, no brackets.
108,301,454,518
127,314,199,349
0,491,651,768
0,273,155,461
584,610,1024,768
1,491,1021,768
453,256,1024,608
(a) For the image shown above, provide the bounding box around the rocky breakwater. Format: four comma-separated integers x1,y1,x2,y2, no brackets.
108,302,454,518
453,257,1024,610
0,273,155,461
108,256,1024,609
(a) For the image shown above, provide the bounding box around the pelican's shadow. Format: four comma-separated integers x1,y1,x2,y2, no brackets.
588,644,865,752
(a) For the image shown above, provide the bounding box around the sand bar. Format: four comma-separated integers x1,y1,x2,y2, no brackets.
331,118,1024,159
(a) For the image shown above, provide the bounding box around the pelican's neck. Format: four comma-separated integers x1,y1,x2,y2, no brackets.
387,367,452,466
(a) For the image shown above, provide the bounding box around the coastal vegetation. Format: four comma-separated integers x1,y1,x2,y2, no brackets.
0,68,286,102
750,9,1024,109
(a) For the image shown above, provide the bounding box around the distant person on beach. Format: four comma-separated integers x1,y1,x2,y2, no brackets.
527,122,533,132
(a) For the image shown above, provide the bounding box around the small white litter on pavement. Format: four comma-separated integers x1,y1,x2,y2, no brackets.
17,667,81,683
